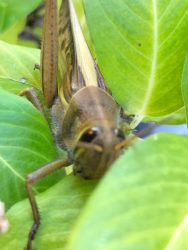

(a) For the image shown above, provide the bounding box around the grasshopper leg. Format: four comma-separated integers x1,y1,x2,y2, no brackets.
19,88,44,113
25,159,71,250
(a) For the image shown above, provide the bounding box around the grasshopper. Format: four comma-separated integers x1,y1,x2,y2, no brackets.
24,0,136,249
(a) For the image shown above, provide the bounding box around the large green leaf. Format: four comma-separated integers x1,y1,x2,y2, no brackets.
0,41,40,91
67,133,188,250
84,0,188,121
0,90,65,208
0,175,97,250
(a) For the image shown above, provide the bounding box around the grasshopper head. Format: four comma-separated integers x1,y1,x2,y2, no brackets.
73,126,125,179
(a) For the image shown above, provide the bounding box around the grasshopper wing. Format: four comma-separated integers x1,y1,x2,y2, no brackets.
58,0,108,106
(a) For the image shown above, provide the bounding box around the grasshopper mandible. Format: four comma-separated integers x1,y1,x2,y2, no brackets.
24,0,134,249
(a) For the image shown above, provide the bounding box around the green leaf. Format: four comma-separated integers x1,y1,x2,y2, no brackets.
0,175,98,250
84,0,188,120
0,2,7,31
0,1,43,47
0,90,65,208
67,134,188,250
181,56,188,127
0,41,40,90
143,107,186,125
0,19,26,45
0,0,42,32
0,78,30,94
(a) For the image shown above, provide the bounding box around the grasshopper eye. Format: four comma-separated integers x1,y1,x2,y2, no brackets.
80,127,100,143
114,128,125,140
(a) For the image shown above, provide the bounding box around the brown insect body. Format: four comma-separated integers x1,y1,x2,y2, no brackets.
49,0,126,179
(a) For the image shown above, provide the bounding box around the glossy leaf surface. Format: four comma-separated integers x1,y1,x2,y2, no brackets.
84,0,188,120
0,41,40,90
67,134,188,250
0,90,64,207
0,175,97,250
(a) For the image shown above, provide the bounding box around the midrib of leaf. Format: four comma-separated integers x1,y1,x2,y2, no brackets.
0,145,50,162
165,215,188,250
0,155,24,182
139,0,158,118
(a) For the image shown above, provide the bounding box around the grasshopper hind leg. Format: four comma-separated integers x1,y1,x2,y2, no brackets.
24,159,71,250
50,96,66,148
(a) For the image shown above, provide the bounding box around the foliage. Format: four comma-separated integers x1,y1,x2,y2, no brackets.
0,0,42,45
0,1,188,250
84,0,188,123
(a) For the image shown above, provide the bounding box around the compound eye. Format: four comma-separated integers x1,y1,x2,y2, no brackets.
114,128,125,140
80,127,100,143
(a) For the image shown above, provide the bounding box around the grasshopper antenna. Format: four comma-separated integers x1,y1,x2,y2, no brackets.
115,118,171,151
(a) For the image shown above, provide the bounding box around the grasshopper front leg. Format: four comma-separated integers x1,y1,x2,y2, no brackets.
19,88,44,113
25,159,71,250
